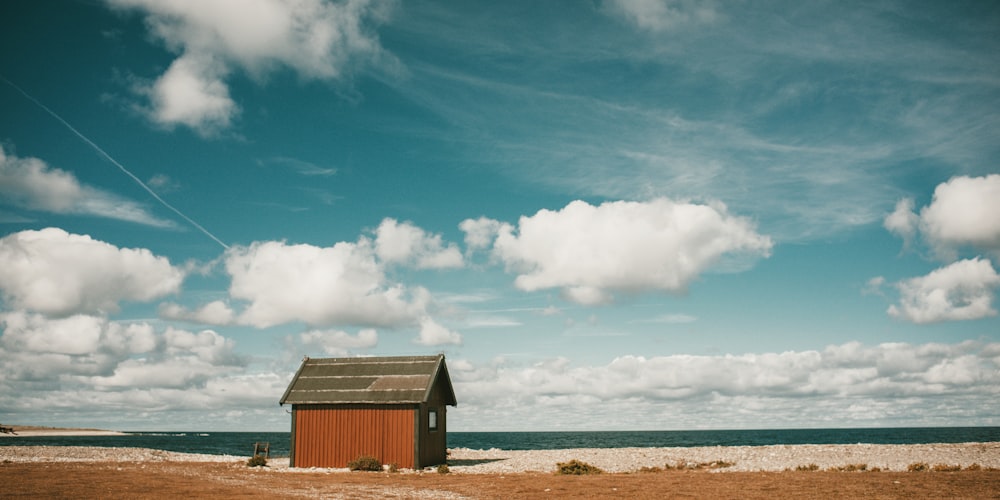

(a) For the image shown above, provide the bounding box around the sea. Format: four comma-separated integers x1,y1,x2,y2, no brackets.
2,427,998,458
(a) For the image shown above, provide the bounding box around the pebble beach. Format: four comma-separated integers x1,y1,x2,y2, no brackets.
3,442,998,473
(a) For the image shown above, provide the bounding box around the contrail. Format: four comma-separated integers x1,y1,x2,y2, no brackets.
1,75,230,250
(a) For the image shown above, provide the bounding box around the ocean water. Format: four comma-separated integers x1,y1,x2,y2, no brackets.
3,427,998,458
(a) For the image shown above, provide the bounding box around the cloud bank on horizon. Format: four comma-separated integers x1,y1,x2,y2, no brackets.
0,0,998,431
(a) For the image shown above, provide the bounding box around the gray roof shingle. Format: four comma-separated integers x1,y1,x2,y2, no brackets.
279,355,457,406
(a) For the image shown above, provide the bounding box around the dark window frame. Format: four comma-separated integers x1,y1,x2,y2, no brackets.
428,407,438,431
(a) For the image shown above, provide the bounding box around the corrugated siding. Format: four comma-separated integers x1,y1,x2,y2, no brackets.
293,405,415,468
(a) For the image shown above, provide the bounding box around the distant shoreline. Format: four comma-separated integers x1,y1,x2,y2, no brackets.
0,425,127,437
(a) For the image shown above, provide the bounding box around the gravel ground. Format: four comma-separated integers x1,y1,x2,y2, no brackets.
445,443,1000,473
3,443,998,473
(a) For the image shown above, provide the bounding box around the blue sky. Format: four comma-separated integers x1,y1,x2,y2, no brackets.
1,0,999,432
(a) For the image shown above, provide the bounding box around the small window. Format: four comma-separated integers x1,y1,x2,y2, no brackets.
428,408,438,431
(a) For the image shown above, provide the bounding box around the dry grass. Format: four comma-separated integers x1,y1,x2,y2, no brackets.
4,461,1000,499
664,460,735,470
556,459,604,475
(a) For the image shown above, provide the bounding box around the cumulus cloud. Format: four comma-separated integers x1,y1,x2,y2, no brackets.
159,300,236,325
880,176,1000,323
449,341,1000,430
887,258,1000,324
883,197,919,250
0,311,275,429
919,174,1000,259
887,175,1000,260
0,228,184,315
107,0,396,134
416,317,462,346
141,53,236,133
0,311,156,359
374,218,463,269
225,239,430,328
461,199,772,305
0,313,242,389
606,0,719,32
459,216,506,251
0,146,175,227
300,328,378,356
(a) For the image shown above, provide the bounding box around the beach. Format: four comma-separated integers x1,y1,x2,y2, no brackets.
2,443,998,498
0,425,128,437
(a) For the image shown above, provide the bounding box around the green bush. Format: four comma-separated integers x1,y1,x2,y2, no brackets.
348,455,383,471
246,455,268,467
556,459,603,475
437,463,450,474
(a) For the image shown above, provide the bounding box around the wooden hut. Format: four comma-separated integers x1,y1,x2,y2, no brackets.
279,354,457,469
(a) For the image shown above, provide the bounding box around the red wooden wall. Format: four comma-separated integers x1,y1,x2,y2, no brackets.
292,405,416,468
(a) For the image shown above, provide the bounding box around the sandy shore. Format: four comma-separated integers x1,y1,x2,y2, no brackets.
0,425,127,437
2,442,998,473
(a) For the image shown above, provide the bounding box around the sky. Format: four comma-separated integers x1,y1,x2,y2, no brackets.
1,0,999,432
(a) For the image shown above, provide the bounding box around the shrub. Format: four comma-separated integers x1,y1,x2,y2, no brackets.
932,463,961,472
556,459,604,475
837,463,868,472
665,460,734,471
795,464,819,471
347,455,383,471
246,455,268,467
437,463,450,474
908,462,929,472
705,460,734,469
387,463,399,473
966,463,981,471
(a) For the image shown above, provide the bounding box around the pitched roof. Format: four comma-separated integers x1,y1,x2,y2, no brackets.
279,355,457,406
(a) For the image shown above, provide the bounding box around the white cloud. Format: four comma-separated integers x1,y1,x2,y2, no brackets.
883,197,919,250
0,313,241,389
0,312,260,427
300,328,378,356
881,176,1000,323
919,174,1000,259
374,218,463,269
162,327,240,365
159,300,236,325
0,312,155,357
0,228,184,315
607,0,719,32
142,53,236,134
463,199,772,304
225,239,430,328
0,146,175,227
887,175,1000,260
887,258,1000,324
459,216,507,251
449,340,1000,430
107,0,396,133
415,317,462,346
